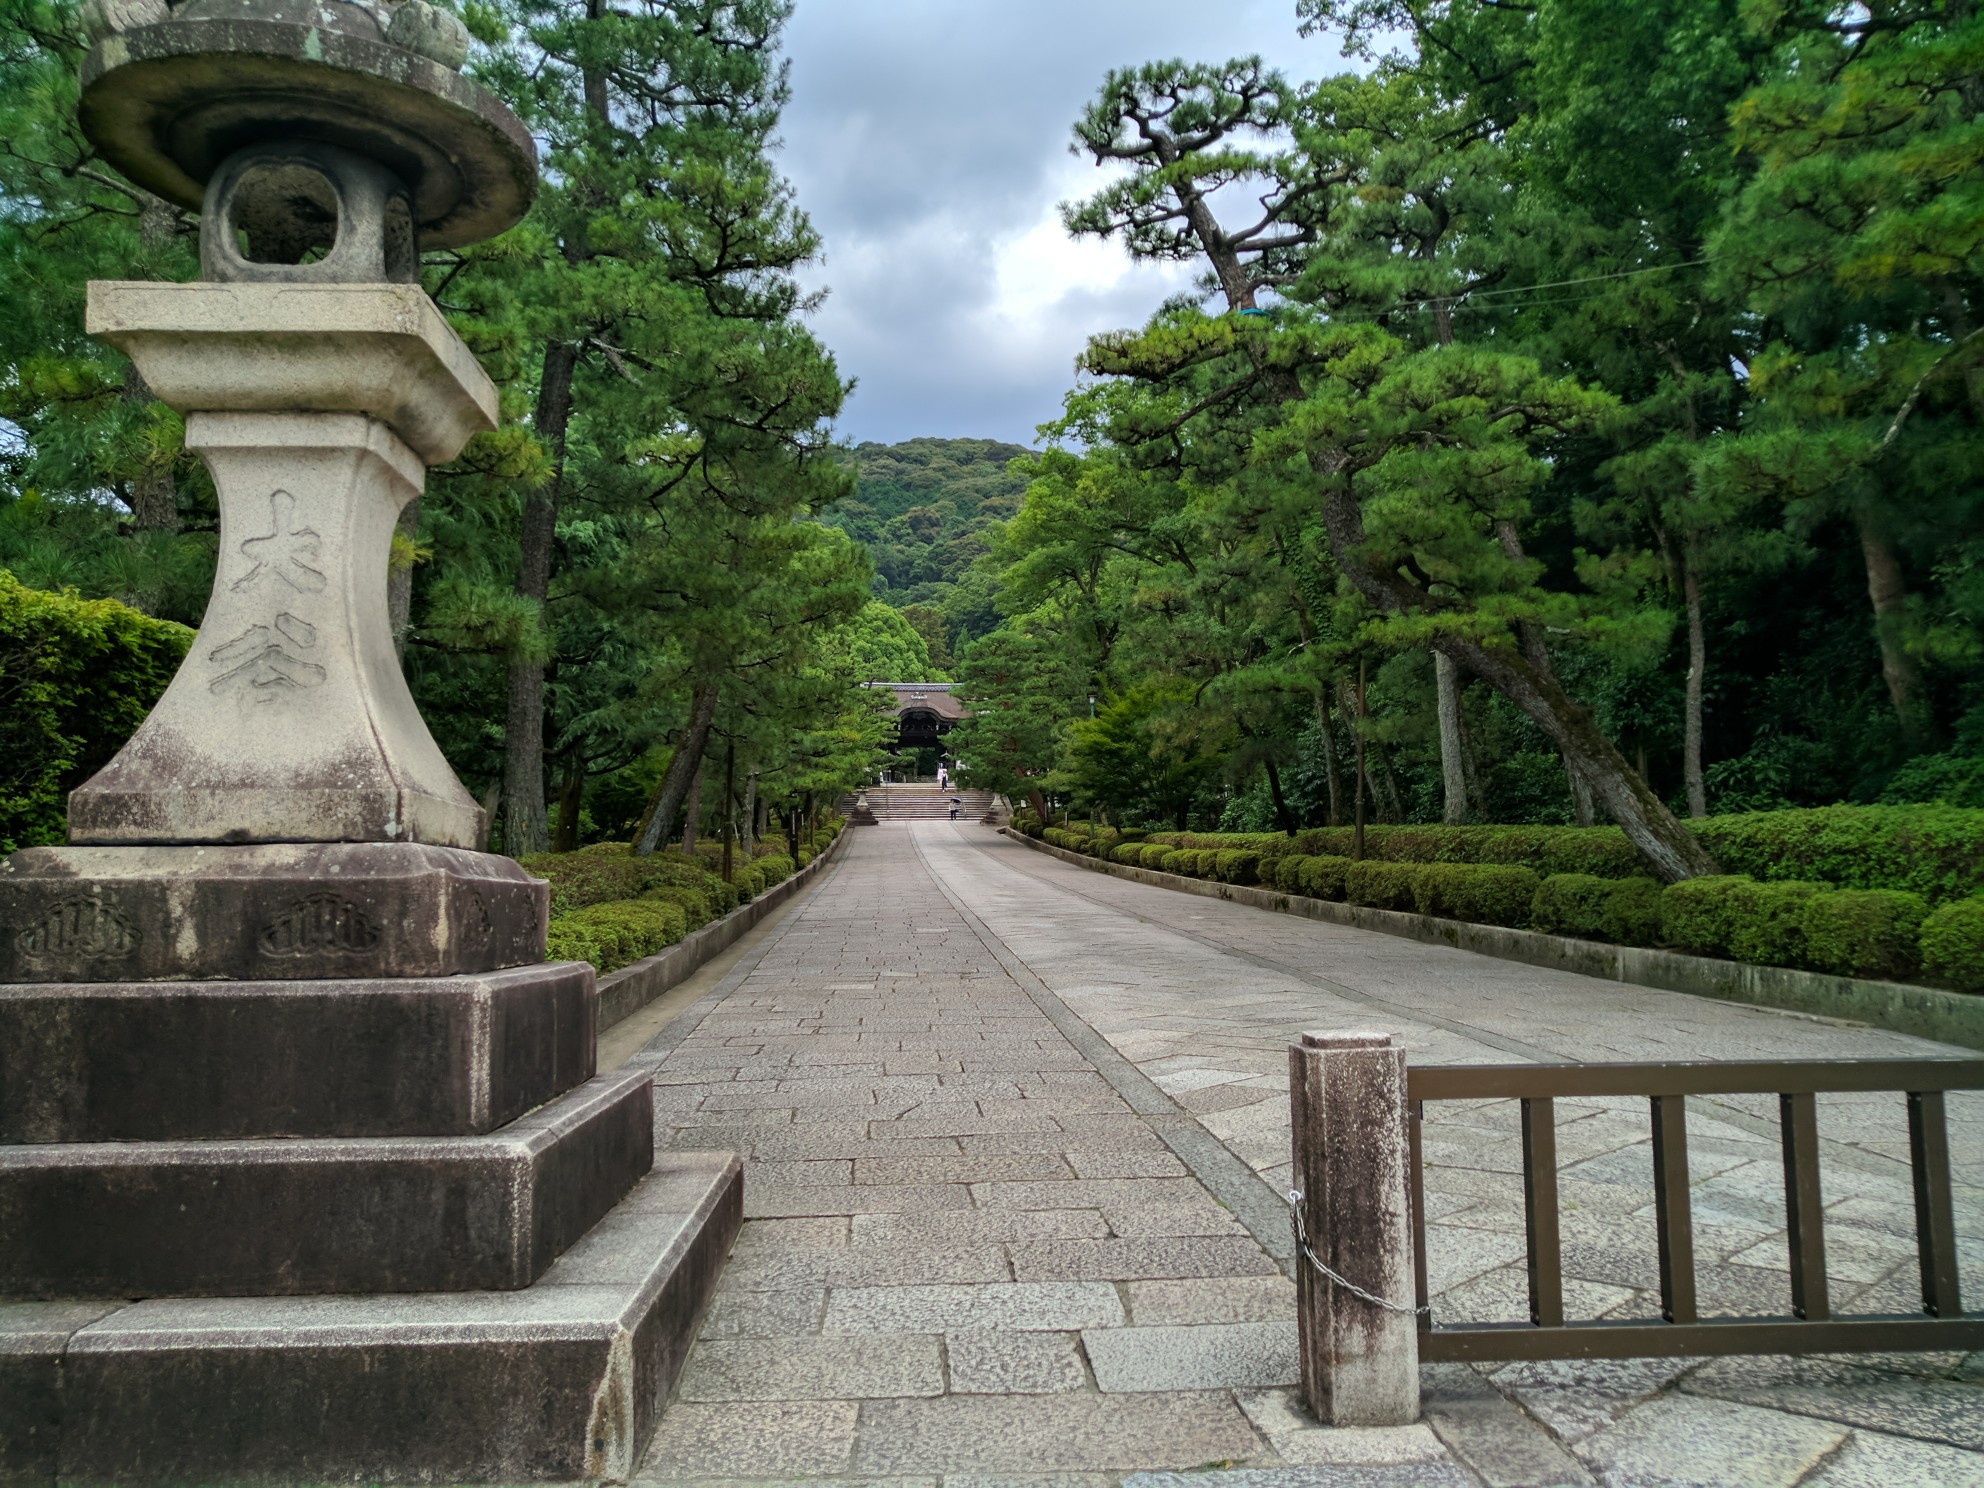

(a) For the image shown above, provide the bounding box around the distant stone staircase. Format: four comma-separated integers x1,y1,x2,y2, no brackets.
840,784,996,821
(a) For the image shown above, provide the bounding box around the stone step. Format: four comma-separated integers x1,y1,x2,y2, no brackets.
0,961,595,1142
1,1152,743,1484
0,1067,652,1299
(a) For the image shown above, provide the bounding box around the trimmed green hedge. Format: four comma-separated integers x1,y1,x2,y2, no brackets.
0,572,194,852
1801,890,1928,981
526,828,827,974
545,899,689,973
1921,896,1984,994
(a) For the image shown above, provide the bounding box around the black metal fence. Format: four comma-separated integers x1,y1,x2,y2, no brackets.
1407,1058,1984,1361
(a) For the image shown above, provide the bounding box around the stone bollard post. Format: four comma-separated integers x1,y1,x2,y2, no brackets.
1289,1028,1420,1425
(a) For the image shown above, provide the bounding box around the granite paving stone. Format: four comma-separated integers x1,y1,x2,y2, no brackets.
677,1335,945,1402
632,822,1984,1484
946,1329,1090,1394
1082,1321,1298,1392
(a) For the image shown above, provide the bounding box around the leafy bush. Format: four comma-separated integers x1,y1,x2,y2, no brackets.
1660,876,1754,958
1725,880,1825,967
546,899,689,973
1345,860,1418,911
0,572,193,851
1693,806,1984,907
1920,896,1984,993
1273,854,1312,893
1299,855,1354,901
1213,849,1261,885
1117,828,1148,843
1112,842,1146,865
1801,890,1929,981
1140,843,1173,869
1599,878,1664,946
1533,874,1620,938
1453,865,1543,929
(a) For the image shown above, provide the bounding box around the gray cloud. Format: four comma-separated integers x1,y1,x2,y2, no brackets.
774,1,1339,446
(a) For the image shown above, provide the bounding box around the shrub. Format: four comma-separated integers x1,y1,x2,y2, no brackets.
1532,874,1619,938
1598,878,1664,946
1409,863,1470,918
754,853,795,886
1526,873,1659,942
1801,889,1929,981
1112,842,1147,865
1453,865,1543,929
1274,855,1313,894
1299,855,1354,901
1141,843,1174,869
1346,860,1418,911
1660,875,1754,959
1921,895,1984,993
0,573,193,852
1214,849,1262,885
1692,805,1984,907
1725,880,1826,967
1117,828,1148,843
546,898,689,973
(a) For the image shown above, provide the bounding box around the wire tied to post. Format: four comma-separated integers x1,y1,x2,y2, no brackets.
1287,1188,1430,1317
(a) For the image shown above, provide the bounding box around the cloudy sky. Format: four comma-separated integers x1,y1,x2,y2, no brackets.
771,2,1347,449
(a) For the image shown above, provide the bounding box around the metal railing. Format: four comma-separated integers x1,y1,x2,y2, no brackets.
1406,1058,1984,1361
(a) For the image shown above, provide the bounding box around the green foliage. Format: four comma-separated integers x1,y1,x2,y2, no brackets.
818,600,941,683
1800,891,1930,983
1345,861,1419,912
1920,896,1984,994
1534,875,1623,939
1213,849,1262,885
1660,876,1754,959
1299,856,1355,901
1412,863,1540,928
1725,881,1826,968
1692,807,1984,907
1533,874,1661,944
544,899,689,974
0,572,191,851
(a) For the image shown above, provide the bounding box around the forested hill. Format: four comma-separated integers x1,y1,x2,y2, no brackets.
820,438,1029,668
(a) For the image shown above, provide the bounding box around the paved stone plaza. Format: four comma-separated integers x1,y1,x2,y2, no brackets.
623,822,1983,1487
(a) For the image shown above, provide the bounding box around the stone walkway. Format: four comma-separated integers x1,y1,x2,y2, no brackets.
624,822,1984,1488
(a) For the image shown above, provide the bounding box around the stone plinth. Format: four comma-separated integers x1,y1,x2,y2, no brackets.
0,842,547,983
0,962,593,1142
1,1153,741,1485
0,1069,651,1299
69,283,495,849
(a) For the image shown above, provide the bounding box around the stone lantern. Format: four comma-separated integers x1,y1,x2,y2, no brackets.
0,5,740,1480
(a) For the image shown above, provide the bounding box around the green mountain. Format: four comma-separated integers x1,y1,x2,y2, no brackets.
822,437,1029,667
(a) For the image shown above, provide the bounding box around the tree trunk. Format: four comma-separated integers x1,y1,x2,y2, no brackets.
1435,650,1470,825
1027,787,1050,823
1857,515,1936,751
1565,759,1598,827
1682,558,1709,819
552,754,584,853
1263,756,1297,835
720,743,735,883
632,679,719,857
1352,666,1368,860
1314,689,1342,827
501,340,578,857
742,768,758,858
680,759,705,855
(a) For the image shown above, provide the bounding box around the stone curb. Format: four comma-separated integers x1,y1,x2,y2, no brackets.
593,827,850,1031
1003,829,1984,1053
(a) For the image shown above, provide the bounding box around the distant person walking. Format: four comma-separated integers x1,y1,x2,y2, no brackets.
936,763,948,790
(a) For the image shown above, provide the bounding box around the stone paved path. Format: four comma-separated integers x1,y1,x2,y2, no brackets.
626,822,1984,1488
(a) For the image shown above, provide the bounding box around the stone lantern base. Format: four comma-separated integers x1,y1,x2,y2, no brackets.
0,283,739,1483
